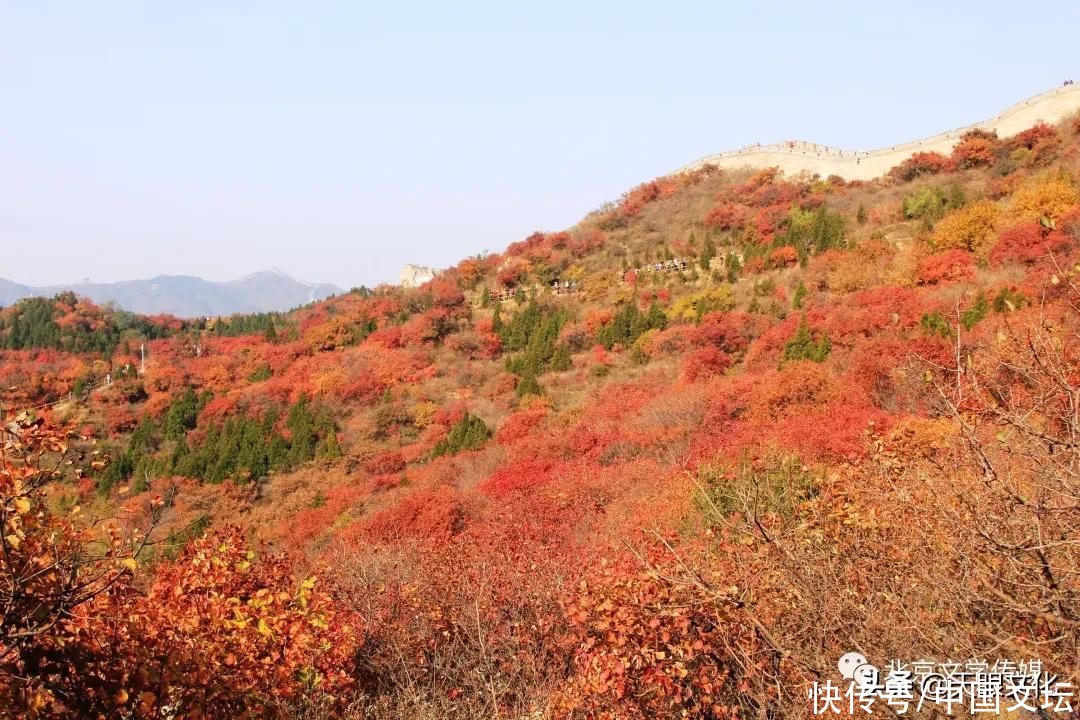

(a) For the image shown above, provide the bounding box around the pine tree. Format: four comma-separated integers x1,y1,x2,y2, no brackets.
700,237,717,272
163,387,201,441
725,252,742,283
782,316,831,365
317,429,342,459
646,301,667,331
792,282,808,310
550,344,572,371
433,413,492,456
961,291,989,330
516,375,543,397
286,395,317,467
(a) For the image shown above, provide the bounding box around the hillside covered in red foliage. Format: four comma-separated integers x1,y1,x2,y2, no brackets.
3,115,1080,719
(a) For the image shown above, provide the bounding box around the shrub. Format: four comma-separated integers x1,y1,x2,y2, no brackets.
902,186,948,220
992,286,1029,313
916,249,977,285
705,202,748,231
556,550,759,720
990,222,1074,266
683,346,731,382
669,286,736,323
1005,174,1080,225
932,200,1000,253
769,246,798,268
364,450,406,475
695,454,816,523
901,183,965,226
1006,122,1061,168
695,311,753,354
890,151,951,181
951,129,998,169
920,311,952,338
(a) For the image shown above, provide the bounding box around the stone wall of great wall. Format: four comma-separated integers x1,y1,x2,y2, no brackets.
675,83,1080,181
399,264,438,288
404,85,1080,297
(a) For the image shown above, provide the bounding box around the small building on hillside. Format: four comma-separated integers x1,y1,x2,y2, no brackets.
399,264,438,288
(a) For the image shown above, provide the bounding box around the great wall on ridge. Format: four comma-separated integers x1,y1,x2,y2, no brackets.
675,83,1080,181
400,85,1080,288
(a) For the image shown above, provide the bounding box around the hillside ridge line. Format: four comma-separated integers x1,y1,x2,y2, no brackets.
676,83,1080,180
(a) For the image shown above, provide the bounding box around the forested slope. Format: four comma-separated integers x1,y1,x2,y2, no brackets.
2,113,1080,719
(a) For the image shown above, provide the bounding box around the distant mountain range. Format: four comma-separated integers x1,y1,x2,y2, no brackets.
0,269,343,318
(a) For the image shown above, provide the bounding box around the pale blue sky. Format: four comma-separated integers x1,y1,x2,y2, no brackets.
3,2,1078,289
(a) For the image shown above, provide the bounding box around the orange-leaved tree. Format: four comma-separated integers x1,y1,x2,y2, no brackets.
0,412,150,716
0,411,360,719
102,526,361,718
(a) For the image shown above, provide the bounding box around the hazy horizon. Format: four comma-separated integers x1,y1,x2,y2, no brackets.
0,265,343,290
4,1,1079,289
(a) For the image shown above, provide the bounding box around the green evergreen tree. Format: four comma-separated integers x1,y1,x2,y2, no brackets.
516,375,543,397
792,282,808,310
286,395,317,467
550,344,572,372
920,312,952,338
700,236,717,271
992,287,1028,313
725,252,742,283
316,427,342,459
961,291,989,330
163,387,203,441
782,316,831,365
645,301,667,331
433,412,492,456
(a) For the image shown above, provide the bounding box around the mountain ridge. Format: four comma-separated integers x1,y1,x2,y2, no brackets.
0,270,342,317
677,82,1080,180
